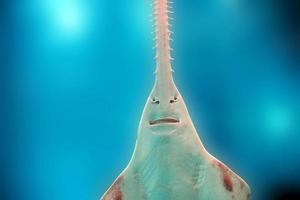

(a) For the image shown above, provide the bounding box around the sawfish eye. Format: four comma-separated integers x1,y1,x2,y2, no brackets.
151,98,160,104
170,96,178,104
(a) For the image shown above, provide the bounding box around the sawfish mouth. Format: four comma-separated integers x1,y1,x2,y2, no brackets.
149,117,180,126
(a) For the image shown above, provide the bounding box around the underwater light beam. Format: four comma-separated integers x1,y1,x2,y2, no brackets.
43,1,90,39
56,3,85,35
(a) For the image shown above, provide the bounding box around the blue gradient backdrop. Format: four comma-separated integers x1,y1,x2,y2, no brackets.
2,0,300,200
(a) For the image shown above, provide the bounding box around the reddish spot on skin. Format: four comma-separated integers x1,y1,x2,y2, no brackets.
214,161,234,192
240,180,245,189
103,175,124,200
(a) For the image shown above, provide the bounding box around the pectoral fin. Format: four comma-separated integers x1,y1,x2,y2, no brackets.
201,156,251,200
101,174,124,200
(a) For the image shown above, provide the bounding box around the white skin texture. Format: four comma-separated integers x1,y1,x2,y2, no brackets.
100,74,251,200
100,0,251,199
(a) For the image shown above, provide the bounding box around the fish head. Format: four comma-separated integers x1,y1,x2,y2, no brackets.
138,74,192,136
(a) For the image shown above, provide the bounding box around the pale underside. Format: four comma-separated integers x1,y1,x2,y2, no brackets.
102,148,250,200
100,0,250,199
100,83,251,200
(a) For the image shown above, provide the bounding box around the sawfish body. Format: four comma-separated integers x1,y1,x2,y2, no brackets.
101,0,250,199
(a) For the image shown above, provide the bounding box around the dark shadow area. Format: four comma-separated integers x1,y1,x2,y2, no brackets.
270,184,300,200
275,0,300,65
277,0,300,33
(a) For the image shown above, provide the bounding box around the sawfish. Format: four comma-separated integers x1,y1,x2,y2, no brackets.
100,0,251,199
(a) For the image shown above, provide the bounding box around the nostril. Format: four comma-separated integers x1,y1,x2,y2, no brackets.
151,98,160,104
170,96,178,104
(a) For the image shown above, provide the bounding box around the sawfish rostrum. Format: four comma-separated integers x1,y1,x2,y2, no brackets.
101,0,251,199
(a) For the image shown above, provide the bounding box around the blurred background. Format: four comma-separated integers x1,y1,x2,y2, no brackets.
1,0,299,200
